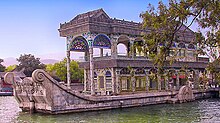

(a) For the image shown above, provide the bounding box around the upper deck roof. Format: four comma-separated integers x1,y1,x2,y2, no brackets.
59,9,195,43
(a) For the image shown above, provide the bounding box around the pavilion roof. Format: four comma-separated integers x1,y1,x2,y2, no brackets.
70,8,110,22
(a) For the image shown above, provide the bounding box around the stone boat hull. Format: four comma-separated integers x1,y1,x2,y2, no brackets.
6,69,218,114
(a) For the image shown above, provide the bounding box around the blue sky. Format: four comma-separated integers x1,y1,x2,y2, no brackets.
0,0,172,60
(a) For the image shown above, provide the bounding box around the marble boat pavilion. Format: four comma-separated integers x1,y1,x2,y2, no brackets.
59,9,209,96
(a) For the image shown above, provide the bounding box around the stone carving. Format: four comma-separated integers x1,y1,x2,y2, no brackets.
22,77,35,94
120,68,131,74
4,72,14,84
178,86,195,103
32,69,46,83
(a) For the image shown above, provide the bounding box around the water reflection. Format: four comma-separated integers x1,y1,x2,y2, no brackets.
0,97,219,123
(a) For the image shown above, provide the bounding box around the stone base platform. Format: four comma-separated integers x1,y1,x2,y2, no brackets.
5,69,219,114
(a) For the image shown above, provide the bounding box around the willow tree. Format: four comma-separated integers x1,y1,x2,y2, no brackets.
140,0,219,71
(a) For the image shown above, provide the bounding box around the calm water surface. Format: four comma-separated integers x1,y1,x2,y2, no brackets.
0,96,219,123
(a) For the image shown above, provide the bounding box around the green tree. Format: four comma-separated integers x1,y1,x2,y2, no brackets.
206,58,220,85
140,0,219,72
17,54,46,77
0,59,6,72
46,59,84,82
5,65,17,72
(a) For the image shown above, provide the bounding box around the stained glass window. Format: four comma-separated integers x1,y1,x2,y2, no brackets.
93,34,111,49
188,44,195,49
178,42,186,48
69,36,89,52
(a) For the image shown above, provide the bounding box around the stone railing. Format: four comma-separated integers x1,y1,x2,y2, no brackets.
92,55,150,61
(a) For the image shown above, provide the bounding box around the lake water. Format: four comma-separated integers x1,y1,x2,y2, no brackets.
0,96,219,123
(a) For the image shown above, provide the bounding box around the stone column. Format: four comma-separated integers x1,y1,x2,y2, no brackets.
194,70,199,89
131,76,136,93
84,51,89,61
145,74,149,92
144,45,147,58
157,75,161,91
111,38,117,59
165,75,169,91
84,69,87,92
111,68,116,95
116,71,120,94
89,48,95,95
66,50,71,89
176,71,180,90
130,41,135,58
100,48,103,57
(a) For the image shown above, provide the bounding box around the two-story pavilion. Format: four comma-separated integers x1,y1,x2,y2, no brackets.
59,9,209,96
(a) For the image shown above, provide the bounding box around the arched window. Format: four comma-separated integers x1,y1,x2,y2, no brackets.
105,71,112,77
94,72,97,78
148,69,157,90
120,68,132,91
134,41,144,56
178,42,186,48
135,68,146,91
70,36,89,52
188,44,195,50
178,42,186,56
169,42,176,56
117,43,127,56
105,71,112,91
93,34,111,49
117,35,130,56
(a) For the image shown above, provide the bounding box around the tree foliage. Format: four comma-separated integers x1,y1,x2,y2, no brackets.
17,54,46,77
5,65,17,72
46,59,84,82
140,0,220,72
0,59,6,72
207,58,220,85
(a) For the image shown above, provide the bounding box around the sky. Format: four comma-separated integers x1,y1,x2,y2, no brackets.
0,0,171,61
4,0,207,64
